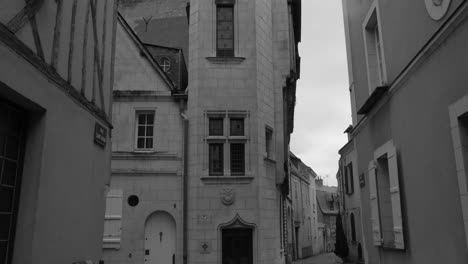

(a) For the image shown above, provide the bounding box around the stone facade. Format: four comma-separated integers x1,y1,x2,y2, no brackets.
315,180,338,254
186,1,301,264
286,153,319,260
341,0,468,263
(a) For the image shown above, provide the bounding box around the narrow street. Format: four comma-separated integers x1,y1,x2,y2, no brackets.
293,253,348,264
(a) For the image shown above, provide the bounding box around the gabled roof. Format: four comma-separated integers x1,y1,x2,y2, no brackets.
316,190,338,215
117,12,177,92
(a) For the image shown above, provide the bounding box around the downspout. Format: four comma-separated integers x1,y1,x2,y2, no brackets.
179,99,188,264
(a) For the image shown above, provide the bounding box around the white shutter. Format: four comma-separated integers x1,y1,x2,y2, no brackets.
387,146,405,249
368,160,382,246
103,189,123,249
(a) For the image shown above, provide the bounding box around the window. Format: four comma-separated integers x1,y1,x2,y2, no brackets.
374,26,384,85
363,3,386,93
216,2,234,57
369,141,405,249
209,143,224,175
136,111,155,150
230,143,244,175
230,118,244,136
160,57,171,72
209,118,224,136
350,213,356,242
345,163,354,195
206,111,247,177
265,127,273,158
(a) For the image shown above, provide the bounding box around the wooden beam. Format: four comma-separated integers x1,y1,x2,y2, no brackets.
6,0,44,33
67,0,78,83
81,1,91,95
90,0,105,111
29,15,44,60
0,22,112,127
50,0,64,69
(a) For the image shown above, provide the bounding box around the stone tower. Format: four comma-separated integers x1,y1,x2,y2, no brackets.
186,0,301,263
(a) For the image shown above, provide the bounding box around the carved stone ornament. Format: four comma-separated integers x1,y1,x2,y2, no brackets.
220,187,235,206
425,0,451,20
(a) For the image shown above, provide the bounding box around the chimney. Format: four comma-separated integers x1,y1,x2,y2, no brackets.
315,178,323,186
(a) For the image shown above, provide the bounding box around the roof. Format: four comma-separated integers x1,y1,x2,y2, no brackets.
133,16,189,62
316,190,338,215
117,12,177,92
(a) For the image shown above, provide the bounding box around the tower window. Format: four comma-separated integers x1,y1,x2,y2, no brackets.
216,5,234,57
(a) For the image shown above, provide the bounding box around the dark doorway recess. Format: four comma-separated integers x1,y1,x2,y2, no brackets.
0,98,27,264
222,228,253,264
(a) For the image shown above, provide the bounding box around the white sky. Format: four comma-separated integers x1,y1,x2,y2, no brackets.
290,0,351,187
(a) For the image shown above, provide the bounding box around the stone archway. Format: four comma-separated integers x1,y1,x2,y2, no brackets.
219,214,256,264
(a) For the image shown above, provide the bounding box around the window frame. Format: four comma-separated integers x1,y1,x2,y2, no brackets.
134,110,156,151
362,1,387,94
159,57,171,73
449,93,468,250
346,163,354,195
369,141,405,250
265,126,274,159
205,111,249,178
209,143,225,176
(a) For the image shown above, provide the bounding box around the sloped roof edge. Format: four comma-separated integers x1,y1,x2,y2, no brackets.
117,12,176,92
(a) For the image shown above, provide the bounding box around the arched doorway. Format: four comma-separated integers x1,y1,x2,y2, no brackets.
219,214,255,264
144,211,176,264
358,243,363,261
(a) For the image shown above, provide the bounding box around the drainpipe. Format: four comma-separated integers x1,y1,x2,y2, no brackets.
179,99,189,264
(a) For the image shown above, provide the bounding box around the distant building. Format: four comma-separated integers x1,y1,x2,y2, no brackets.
315,179,338,254
341,0,468,263
0,1,116,264
286,153,319,260
338,140,365,263
101,13,187,264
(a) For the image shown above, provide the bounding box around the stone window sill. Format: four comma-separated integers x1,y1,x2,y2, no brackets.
201,176,254,185
206,57,245,64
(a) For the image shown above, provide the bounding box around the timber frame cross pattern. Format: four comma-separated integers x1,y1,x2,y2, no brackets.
0,0,111,126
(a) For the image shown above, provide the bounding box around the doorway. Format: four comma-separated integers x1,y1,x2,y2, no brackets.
0,99,27,264
144,211,176,264
222,228,253,264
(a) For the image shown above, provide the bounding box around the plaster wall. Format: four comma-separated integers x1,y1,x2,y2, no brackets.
343,0,464,124
102,18,185,264
0,42,111,264
350,7,468,264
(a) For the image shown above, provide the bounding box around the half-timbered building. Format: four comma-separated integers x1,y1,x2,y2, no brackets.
0,0,117,264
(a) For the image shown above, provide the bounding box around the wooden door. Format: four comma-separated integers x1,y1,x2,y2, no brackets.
144,212,176,264
222,229,253,264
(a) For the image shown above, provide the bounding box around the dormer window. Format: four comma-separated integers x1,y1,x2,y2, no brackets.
160,57,171,72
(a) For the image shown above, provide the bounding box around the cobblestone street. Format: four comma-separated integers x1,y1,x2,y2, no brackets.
293,253,347,264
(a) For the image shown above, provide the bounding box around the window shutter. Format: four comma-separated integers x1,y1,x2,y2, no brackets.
387,146,405,249
368,160,382,246
349,163,354,194
103,189,123,249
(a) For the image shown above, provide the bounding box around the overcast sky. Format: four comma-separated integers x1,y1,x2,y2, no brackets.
290,0,351,187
